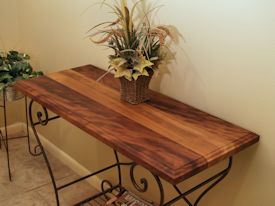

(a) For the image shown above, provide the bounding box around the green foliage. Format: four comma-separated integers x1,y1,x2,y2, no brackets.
0,50,44,91
88,0,175,81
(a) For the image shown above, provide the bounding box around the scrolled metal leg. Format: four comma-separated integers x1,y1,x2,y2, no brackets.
37,106,49,126
24,97,42,156
101,179,115,199
1,90,12,181
29,100,60,206
164,157,233,206
153,174,165,206
98,152,165,205
74,152,231,206
130,163,148,193
130,163,165,206
114,150,122,188
0,130,2,149
193,157,232,206
173,186,192,206
100,151,126,198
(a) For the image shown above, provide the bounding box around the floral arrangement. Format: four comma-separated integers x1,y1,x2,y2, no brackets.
89,0,175,81
0,50,43,91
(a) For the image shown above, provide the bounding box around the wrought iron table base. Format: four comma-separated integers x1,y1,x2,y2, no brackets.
29,99,233,206
0,92,41,181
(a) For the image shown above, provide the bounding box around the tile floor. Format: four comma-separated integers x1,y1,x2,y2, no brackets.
0,133,105,206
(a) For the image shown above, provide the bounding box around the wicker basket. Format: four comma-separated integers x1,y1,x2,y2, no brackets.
119,72,153,105
0,86,24,102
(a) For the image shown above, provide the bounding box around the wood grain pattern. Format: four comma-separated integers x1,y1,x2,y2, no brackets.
15,65,259,185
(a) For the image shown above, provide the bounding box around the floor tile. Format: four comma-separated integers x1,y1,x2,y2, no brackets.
0,134,101,206
0,190,50,206
37,174,100,205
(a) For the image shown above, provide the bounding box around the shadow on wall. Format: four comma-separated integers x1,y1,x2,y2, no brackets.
150,40,208,111
92,141,260,206
190,145,260,206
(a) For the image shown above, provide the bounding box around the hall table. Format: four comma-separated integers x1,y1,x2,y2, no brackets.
15,65,259,206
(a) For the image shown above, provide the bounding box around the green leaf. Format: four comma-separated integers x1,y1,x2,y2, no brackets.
0,50,43,83
0,65,10,72
0,73,13,82
0,83,5,91
22,74,30,79
32,71,44,76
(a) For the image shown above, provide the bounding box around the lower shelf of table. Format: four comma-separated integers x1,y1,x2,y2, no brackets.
72,156,232,206
75,187,156,206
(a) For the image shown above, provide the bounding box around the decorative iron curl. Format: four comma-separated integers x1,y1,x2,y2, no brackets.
29,100,59,127
130,163,149,192
37,107,49,126
193,157,233,206
28,100,43,156
101,179,115,199
166,157,233,206
28,99,60,205
130,163,165,206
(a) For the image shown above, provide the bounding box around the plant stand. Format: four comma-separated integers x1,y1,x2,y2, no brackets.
0,90,41,181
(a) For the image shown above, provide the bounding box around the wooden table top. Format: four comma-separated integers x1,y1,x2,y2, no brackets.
15,65,259,185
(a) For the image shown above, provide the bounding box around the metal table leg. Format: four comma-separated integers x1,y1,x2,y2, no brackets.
1,90,12,181
28,100,132,206
79,154,232,206
0,92,42,181
165,157,233,206
28,99,233,206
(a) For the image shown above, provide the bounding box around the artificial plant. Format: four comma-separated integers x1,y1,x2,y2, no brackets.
89,0,175,81
0,50,43,91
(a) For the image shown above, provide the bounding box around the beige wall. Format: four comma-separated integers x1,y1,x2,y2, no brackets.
0,0,25,127
0,0,19,50
4,0,275,205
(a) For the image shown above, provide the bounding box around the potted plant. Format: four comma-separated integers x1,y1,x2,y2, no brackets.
0,50,43,101
89,0,175,104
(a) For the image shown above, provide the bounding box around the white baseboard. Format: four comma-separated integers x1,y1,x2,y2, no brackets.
0,122,25,135
2,122,102,190
36,128,102,190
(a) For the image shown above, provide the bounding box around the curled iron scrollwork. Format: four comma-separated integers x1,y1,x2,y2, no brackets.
101,179,115,199
167,157,233,206
129,163,165,206
28,100,60,156
28,100,44,156
28,99,60,205
130,163,149,193
37,107,49,126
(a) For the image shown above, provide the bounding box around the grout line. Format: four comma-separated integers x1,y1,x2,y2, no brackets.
4,122,103,190
24,173,76,194
0,124,105,205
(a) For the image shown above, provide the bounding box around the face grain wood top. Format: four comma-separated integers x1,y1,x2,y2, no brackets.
15,65,259,185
